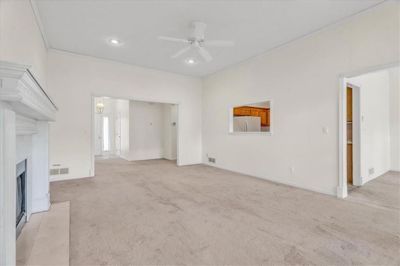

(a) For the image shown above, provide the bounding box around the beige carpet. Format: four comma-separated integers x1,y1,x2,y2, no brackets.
51,159,400,265
17,202,70,266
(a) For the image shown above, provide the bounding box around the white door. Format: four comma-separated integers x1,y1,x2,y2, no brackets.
115,113,121,155
95,114,103,155
95,114,111,156
102,115,110,154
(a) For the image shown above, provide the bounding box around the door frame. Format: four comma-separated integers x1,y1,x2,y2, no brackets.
90,95,181,177
337,61,399,198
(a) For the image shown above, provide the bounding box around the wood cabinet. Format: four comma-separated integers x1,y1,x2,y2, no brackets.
233,106,270,126
347,87,353,122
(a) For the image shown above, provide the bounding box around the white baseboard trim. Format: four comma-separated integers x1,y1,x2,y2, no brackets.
127,156,164,161
50,174,94,182
336,186,348,198
204,162,337,197
361,169,393,185
163,156,177,161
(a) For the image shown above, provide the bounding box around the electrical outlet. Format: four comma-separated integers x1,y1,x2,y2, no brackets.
290,166,295,175
208,157,216,163
368,167,375,176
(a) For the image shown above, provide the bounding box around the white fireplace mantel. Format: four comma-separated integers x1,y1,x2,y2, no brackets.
0,61,57,266
0,61,57,121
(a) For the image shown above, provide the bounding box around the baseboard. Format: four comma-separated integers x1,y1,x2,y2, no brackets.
336,186,348,198
361,169,392,185
50,174,94,182
127,156,164,161
163,156,177,161
119,154,130,161
204,162,337,197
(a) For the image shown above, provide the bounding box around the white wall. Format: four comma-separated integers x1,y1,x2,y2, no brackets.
389,67,400,171
128,101,165,160
347,69,393,184
0,0,52,209
47,50,202,180
202,2,399,196
0,0,48,89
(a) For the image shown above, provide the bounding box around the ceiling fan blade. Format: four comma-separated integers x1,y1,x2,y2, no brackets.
171,46,191,58
198,47,213,62
204,40,235,47
158,36,189,43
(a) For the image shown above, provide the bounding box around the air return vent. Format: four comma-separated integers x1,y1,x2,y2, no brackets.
59,168,69,175
50,169,59,175
50,167,69,175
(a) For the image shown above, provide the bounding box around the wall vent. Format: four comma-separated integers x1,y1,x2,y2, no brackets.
50,169,60,175
59,168,69,175
208,157,216,163
50,167,69,175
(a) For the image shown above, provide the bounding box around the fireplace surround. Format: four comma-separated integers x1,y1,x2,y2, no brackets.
0,61,57,265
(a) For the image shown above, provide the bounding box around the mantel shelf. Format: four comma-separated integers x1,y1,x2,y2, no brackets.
0,61,57,121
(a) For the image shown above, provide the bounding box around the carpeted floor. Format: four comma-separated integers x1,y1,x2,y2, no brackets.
51,158,400,265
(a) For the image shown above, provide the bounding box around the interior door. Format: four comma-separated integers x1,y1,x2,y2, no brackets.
115,113,121,155
102,115,110,154
95,114,103,155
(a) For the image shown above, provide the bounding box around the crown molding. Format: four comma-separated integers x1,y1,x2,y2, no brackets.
30,0,50,49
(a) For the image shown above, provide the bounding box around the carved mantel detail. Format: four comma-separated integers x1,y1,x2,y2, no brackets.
0,61,57,121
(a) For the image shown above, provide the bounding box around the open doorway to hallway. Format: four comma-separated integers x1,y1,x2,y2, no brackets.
92,97,179,171
340,65,399,197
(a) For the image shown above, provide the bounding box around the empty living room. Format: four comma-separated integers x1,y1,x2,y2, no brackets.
1,0,399,265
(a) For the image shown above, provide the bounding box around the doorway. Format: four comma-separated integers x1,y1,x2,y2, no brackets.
339,63,399,198
91,96,180,175
345,84,361,191
346,86,353,185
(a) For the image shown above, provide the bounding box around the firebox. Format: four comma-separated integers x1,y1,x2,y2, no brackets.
16,160,27,237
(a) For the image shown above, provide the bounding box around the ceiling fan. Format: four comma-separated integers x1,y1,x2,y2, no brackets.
158,21,235,63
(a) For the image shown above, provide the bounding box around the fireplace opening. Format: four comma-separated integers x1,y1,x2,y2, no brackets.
16,160,27,237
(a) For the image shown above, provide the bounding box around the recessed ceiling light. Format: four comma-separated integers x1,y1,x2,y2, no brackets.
185,58,198,66
107,37,123,47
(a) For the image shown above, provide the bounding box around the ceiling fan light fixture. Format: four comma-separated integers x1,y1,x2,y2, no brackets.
107,37,123,47
185,57,198,66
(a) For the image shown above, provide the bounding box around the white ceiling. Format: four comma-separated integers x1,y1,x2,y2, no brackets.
35,0,384,77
